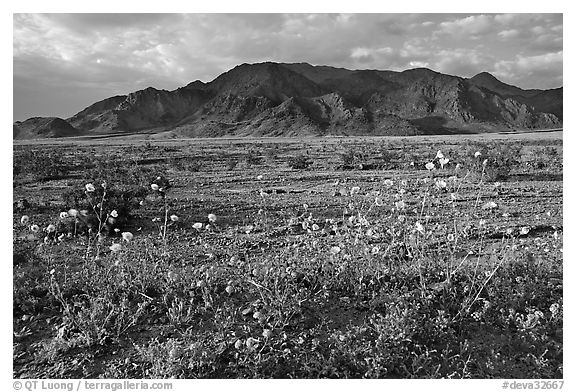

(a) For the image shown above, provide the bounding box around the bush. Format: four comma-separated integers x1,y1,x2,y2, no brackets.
288,154,313,170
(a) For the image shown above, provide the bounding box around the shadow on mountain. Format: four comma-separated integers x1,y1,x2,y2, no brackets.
410,116,474,135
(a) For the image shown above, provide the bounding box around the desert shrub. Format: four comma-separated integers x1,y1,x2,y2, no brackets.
460,142,523,181
60,183,146,235
288,154,313,170
244,149,264,166
14,149,74,181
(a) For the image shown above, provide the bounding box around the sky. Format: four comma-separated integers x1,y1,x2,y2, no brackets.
13,13,563,121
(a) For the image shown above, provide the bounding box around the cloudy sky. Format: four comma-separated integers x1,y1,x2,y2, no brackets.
13,13,563,121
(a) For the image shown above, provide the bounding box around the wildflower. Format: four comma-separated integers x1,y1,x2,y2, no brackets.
425,162,435,171
196,280,206,288
167,271,178,280
330,246,341,255
139,200,145,206
435,179,447,189
450,193,457,201
474,151,482,158
436,150,445,159
350,186,360,195
256,174,264,180
374,197,383,206
109,243,122,252
57,233,65,242
121,232,134,242
85,183,95,192
20,215,30,225
46,224,56,233
550,303,560,315
170,215,179,222
483,159,488,166
110,210,118,218
455,163,462,171
410,161,415,166
371,246,380,255
520,226,530,235
30,224,40,233
302,221,309,230
253,311,263,320
384,179,393,187
192,222,203,230
150,183,159,191
234,339,243,350
44,236,50,244
482,201,498,210
479,219,487,226
312,223,320,231
395,200,406,210
447,233,455,242
208,213,217,223
101,181,107,189
68,209,78,217
80,210,89,217
415,222,425,235
246,337,258,349
262,329,273,339
225,285,235,295
401,179,408,187
439,157,449,169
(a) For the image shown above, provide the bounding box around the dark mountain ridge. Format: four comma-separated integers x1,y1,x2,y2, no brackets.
15,62,562,139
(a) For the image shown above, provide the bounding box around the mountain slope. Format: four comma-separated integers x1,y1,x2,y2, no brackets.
15,62,562,139
13,117,81,139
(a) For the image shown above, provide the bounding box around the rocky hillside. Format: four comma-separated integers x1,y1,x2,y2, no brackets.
14,62,562,139
13,117,81,139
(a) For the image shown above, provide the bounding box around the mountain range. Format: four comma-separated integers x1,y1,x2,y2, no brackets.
13,62,563,139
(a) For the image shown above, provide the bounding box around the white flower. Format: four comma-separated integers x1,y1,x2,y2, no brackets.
330,246,341,255
59,212,68,219
85,183,95,192
20,215,30,225
170,215,179,222
256,174,264,180
374,197,383,206
395,200,406,210
482,201,498,210
435,179,447,189
474,151,482,158
110,210,118,218
208,213,217,223
350,186,361,195
415,221,425,235
57,233,65,242
439,157,449,168
384,179,393,187
520,226,530,235
192,222,203,230
425,162,435,171
68,209,78,217
483,159,488,166
312,223,320,231
46,224,56,233
121,232,134,242
30,224,40,233
151,184,159,191
447,233,455,242
109,243,122,252
436,150,445,159
262,329,273,339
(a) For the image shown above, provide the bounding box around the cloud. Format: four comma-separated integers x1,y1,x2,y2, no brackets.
437,15,496,37
494,51,563,88
432,48,495,77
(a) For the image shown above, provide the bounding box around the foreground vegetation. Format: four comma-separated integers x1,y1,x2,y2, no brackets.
13,134,563,378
